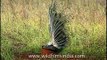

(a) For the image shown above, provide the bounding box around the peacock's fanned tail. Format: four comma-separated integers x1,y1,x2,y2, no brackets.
48,4,67,49
41,0,68,54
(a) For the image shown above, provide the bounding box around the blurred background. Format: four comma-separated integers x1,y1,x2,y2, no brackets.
1,0,106,60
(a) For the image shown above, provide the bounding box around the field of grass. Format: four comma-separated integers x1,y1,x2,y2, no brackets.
1,0,106,60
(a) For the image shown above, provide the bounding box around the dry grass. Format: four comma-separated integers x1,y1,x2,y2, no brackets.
1,0,106,60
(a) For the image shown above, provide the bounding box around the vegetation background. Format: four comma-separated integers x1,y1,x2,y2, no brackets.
1,0,106,60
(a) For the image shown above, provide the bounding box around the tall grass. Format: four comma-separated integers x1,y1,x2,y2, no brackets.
1,0,106,60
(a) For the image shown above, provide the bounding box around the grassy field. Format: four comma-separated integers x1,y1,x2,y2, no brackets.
1,0,106,60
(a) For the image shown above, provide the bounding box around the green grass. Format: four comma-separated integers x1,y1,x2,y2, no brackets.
1,0,106,60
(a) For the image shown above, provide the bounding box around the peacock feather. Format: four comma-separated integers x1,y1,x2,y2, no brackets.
47,1,68,49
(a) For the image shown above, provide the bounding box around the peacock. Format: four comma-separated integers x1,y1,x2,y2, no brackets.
41,0,68,55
